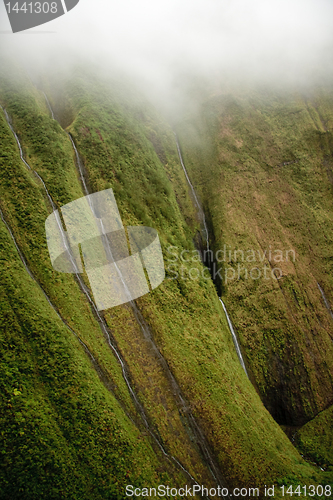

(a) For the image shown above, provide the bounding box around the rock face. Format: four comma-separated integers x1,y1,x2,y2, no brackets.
177,90,333,427
0,62,332,496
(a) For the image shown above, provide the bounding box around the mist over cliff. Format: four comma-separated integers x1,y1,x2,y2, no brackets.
1,0,333,111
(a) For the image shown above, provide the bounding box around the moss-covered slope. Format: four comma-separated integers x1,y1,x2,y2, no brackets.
0,62,332,497
177,88,333,452
296,403,333,470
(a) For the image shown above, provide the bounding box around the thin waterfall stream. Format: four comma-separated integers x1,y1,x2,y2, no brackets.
41,95,232,496
0,104,207,490
174,135,248,378
317,283,333,323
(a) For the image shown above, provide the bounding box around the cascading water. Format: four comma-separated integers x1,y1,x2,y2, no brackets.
0,206,95,363
43,92,55,120
175,134,209,249
218,299,248,376
7,95,230,497
66,121,229,496
317,282,333,323
3,105,168,444
175,134,248,378
3,109,31,170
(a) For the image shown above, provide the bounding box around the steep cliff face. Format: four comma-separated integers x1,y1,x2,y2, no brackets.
0,67,182,500
0,61,332,497
177,89,333,428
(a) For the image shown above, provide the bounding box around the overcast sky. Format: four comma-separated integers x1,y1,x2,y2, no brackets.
1,0,333,102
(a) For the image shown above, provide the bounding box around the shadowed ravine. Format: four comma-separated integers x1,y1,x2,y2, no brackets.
174,135,249,378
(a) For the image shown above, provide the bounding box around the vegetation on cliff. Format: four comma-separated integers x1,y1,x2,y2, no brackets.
0,60,332,497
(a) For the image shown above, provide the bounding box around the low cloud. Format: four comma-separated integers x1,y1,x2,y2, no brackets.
1,0,333,107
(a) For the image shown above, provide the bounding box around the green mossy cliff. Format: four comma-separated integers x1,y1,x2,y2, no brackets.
177,86,333,457
0,61,332,498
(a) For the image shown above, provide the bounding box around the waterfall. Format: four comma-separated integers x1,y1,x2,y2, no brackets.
175,133,248,377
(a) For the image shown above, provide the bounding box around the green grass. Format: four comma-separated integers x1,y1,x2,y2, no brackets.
295,403,333,470
0,219,169,500
1,60,332,497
